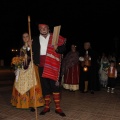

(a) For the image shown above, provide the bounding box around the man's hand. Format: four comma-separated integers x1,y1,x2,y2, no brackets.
35,64,40,67
54,44,58,50
55,81,59,86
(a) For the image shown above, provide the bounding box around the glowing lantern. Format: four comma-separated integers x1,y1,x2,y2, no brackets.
83,66,88,72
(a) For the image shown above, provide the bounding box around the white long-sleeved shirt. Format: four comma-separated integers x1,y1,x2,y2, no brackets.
39,34,50,55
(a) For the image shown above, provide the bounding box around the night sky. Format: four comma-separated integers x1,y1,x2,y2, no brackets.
0,0,120,66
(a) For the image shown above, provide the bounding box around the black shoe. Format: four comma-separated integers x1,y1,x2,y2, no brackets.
80,91,84,93
80,91,88,93
84,91,88,93
30,108,35,112
69,90,75,92
55,110,66,117
39,108,50,115
91,90,94,94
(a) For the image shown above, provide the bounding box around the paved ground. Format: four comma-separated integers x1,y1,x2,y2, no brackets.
1,69,120,120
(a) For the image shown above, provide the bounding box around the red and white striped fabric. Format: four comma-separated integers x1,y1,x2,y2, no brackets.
42,34,65,81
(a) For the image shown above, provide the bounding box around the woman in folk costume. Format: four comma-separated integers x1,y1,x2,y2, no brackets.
32,24,66,117
107,60,117,93
11,32,44,110
61,44,80,91
99,54,110,88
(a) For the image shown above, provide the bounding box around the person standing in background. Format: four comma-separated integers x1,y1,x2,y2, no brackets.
99,53,109,88
107,61,117,93
61,44,80,91
79,41,99,94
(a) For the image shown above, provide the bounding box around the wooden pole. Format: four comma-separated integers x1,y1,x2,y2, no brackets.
28,16,33,62
28,15,38,120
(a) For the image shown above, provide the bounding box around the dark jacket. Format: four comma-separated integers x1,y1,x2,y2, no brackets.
32,34,66,65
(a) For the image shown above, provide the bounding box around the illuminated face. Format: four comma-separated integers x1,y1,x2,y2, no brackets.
38,24,49,35
22,33,29,43
84,42,90,50
71,45,76,52
110,62,115,67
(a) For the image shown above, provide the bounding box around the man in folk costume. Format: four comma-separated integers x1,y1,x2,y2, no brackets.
32,24,66,117
107,61,117,93
79,42,99,94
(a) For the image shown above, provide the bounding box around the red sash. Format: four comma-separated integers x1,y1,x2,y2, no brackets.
42,34,65,81
39,55,46,67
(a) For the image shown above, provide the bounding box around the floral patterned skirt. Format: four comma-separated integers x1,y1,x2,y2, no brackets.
11,65,45,109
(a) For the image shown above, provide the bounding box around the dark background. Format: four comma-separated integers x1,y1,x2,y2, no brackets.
0,0,120,66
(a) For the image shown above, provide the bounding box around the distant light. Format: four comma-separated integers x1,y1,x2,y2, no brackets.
11,49,18,52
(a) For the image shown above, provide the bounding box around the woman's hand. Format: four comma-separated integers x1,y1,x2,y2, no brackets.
27,39,33,47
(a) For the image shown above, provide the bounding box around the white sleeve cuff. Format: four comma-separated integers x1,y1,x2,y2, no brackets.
89,57,91,60
23,46,26,50
27,47,30,51
79,57,84,61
